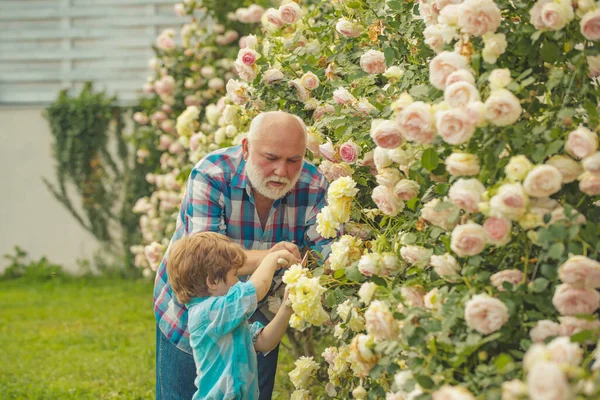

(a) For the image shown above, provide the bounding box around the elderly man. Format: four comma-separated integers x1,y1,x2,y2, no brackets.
154,111,331,400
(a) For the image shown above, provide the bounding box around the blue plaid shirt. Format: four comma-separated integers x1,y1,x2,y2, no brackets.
154,145,331,353
187,281,263,400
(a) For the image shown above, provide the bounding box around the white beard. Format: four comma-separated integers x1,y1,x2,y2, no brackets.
245,155,301,200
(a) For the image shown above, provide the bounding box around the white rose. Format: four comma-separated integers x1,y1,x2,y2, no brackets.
490,183,529,220
439,4,461,25
558,255,600,288
333,87,357,105
489,68,512,89
565,126,598,159
582,152,600,173
358,253,381,276
546,336,583,366
388,146,415,166
400,245,432,266
430,253,461,281
391,92,415,114
358,282,378,305
373,146,392,171
436,109,476,145
466,101,487,127
527,361,570,400
522,165,563,197
530,320,562,343
451,223,487,257
552,283,600,315
444,81,481,109
336,18,363,37
490,269,524,292
546,155,582,183
458,0,502,36
372,186,404,216
365,301,397,340
397,101,436,144
465,294,509,335
383,66,405,80
446,153,481,176
424,24,451,53
360,50,387,75
505,155,534,181
485,89,522,126
449,178,485,213
482,32,508,64
429,51,469,90
579,171,600,195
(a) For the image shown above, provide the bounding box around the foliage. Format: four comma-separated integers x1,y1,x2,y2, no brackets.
1,246,67,282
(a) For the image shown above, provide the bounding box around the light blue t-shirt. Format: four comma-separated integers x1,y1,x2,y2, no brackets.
187,280,264,400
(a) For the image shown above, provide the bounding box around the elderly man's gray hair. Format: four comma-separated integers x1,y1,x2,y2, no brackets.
247,111,307,143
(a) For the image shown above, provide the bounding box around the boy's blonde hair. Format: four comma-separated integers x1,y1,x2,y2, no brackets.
167,232,246,303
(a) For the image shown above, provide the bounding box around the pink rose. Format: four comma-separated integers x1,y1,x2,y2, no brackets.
336,18,363,38
530,320,562,343
339,140,361,163
319,161,353,182
446,69,476,86
238,48,259,66
394,179,420,201
365,301,397,340
155,30,175,50
483,217,512,246
527,362,570,400
444,81,481,109
360,50,387,75
523,165,563,198
489,183,529,220
451,223,487,257
234,60,258,82
333,87,357,105
160,120,175,134
421,199,459,231
401,286,425,308
288,79,311,102
151,111,167,122
265,8,284,28
400,245,432,266
565,126,598,159
490,269,523,291
278,2,301,24
168,141,185,155
313,104,335,120
458,0,502,37
559,316,600,337
262,68,284,84
546,155,583,183
319,140,337,162
300,72,320,90
449,178,485,213
583,152,600,174
436,109,476,145
484,89,522,126
372,185,404,216
464,294,509,334
588,55,600,77
184,95,200,107
579,172,600,195
552,283,600,315
581,9,600,41
144,242,165,271
154,75,175,95
430,253,461,281
445,153,481,177
133,112,148,125
558,255,600,288
397,101,435,144
429,51,469,90
370,119,404,149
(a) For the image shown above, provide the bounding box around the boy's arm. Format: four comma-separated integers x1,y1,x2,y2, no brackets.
237,242,301,276
254,292,294,353
249,250,298,301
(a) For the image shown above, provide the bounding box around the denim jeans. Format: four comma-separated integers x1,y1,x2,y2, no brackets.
155,326,196,400
155,318,280,400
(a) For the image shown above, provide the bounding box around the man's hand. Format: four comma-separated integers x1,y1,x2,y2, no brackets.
266,249,300,269
269,241,301,260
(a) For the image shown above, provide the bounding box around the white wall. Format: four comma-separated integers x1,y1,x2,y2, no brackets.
0,106,99,273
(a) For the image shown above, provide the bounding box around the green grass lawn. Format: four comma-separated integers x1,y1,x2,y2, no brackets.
0,277,297,399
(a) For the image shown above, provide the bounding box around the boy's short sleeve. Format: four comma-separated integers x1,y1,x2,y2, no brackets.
205,281,258,337
249,321,264,345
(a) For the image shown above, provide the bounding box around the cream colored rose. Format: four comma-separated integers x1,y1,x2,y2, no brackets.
466,101,487,127
446,153,481,176
458,0,502,36
424,24,449,53
358,282,378,305
288,79,311,102
356,97,377,115
429,51,469,90
451,222,487,257
313,104,334,120
489,183,529,220
433,385,476,400
582,152,600,173
436,109,476,145
490,269,523,291
394,179,420,201
444,81,481,109
523,165,563,198
565,126,598,159
373,146,392,171
335,18,363,38
485,89,522,126
449,178,485,213
430,253,461,281
580,9,600,40
358,253,381,277
376,168,401,188
530,320,562,343
389,146,415,166
484,217,512,246
333,87,357,105
446,69,476,86
552,283,600,315
278,1,301,24
547,336,583,366
300,71,320,90
360,50,386,74
421,199,459,231
372,185,404,216
579,171,600,195
489,68,512,89
559,255,600,288
400,245,432,266
424,288,442,310
401,286,425,308
439,3,461,25
464,294,509,334
365,300,397,340
397,101,436,144
505,155,534,181
559,315,600,337
546,155,582,183
370,119,404,149
234,60,258,82
502,380,528,400
482,32,507,64
527,361,570,400
587,55,600,77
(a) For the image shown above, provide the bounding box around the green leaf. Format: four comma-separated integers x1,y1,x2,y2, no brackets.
571,329,596,343
387,0,403,11
529,277,550,293
541,40,560,63
494,353,514,373
548,242,565,260
333,268,346,279
346,266,364,282
371,276,388,287
422,148,439,172
415,375,434,390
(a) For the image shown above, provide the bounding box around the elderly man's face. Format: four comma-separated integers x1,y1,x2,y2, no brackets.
243,117,306,200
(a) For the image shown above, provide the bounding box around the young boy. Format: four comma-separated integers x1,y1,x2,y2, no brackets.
167,231,298,400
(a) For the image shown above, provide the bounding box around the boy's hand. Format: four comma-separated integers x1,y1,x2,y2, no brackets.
282,287,292,309
267,249,300,269
269,241,301,260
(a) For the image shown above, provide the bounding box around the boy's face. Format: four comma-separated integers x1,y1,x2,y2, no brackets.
210,269,239,296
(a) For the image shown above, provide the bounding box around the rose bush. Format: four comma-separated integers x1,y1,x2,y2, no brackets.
130,0,600,398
